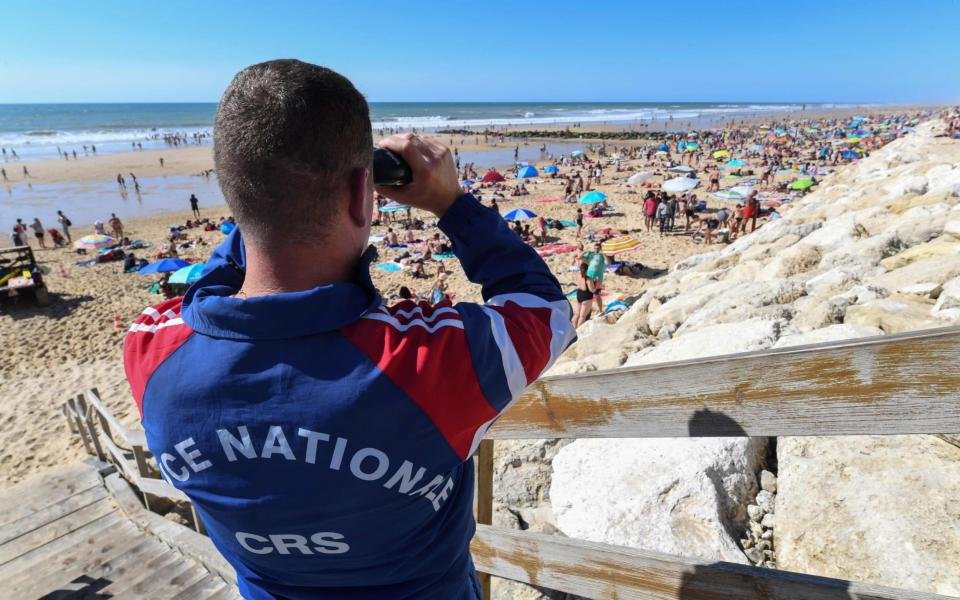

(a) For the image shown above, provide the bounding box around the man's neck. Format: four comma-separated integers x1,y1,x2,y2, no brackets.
238,242,359,298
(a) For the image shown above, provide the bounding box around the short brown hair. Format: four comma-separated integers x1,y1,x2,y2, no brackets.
214,59,372,246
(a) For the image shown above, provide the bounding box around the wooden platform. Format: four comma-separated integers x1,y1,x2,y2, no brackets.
0,462,240,599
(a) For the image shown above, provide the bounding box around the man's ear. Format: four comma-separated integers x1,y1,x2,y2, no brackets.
347,167,371,228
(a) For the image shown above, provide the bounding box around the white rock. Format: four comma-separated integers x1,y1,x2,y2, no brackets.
755,490,775,514
624,319,781,366
934,277,960,312
777,436,960,595
552,438,767,564
772,324,884,349
759,470,777,493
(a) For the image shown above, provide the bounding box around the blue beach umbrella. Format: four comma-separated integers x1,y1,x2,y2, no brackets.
516,165,538,178
168,262,207,285
578,191,608,204
502,208,537,220
379,201,411,213
461,179,474,187
543,165,559,173
139,258,191,275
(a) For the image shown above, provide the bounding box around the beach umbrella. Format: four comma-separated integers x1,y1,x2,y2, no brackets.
73,234,116,250
578,191,608,204
138,258,191,275
168,262,207,285
502,208,537,220
461,179,475,187
661,177,699,193
659,143,670,152
543,165,559,173
790,179,814,191
379,201,411,213
712,150,730,159
725,159,747,167
481,170,505,183
627,172,653,185
730,186,755,197
669,165,695,173
516,165,538,178
713,190,743,200
600,236,642,256
570,150,585,157
686,142,699,150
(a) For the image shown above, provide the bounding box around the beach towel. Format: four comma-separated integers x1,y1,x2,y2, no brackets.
535,196,562,203
558,219,577,227
433,252,456,260
74,259,98,268
376,262,403,273
536,243,576,257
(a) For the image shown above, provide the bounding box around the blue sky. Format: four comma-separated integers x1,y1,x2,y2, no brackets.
1,0,958,103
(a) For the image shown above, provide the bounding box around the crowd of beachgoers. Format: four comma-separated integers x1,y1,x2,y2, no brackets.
0,106,952,485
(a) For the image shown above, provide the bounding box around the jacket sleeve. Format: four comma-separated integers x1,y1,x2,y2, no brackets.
341,193,576,461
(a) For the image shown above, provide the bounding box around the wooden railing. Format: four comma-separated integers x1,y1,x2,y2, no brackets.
62,325,960,599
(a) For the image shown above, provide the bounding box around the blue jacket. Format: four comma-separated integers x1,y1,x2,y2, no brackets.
124,194,576,599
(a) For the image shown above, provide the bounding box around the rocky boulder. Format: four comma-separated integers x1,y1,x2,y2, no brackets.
551,437,767,564
776,436,960,595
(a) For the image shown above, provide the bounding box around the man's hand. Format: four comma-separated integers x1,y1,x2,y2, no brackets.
376,134,461,218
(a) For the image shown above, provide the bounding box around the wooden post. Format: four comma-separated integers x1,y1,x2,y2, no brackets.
476,439,494,600
61,404,78,434
76,395,105,462
68,396,95,457
132,445,152,478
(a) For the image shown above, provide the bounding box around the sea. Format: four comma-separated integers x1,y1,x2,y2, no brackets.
0,102,849,159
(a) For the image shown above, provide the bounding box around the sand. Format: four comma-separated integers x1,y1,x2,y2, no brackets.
0,107,926,485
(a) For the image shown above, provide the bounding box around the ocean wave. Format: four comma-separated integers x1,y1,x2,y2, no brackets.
0,126,212,149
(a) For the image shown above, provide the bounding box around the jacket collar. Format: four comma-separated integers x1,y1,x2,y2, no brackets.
182,229,382,340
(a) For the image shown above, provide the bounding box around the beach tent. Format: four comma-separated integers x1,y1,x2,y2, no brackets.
481,170,505,183
138,258,191,275
600,236,642,256
661,177,699,193
502,208,537,220
578,191,608,204
516,165,538,178
543,165,559,173
168,262,207,285
627,172,653,185
74,234,117,250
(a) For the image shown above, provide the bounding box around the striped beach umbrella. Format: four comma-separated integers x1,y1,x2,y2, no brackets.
600,236,642,256
73,234,117,250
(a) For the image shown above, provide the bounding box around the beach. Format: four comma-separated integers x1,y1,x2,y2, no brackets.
0,105,942,486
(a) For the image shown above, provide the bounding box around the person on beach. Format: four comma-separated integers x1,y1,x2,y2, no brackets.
56,211,73,243
117,173,126,188
14,219,27,246
126,60,577,600
573,262,595,327
30,218,46,248
575,207,584,238
109,213,124,240
22,166,30,178
1,168,6,182
643,191,656,232
190,194,201,218
159,157,165,168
